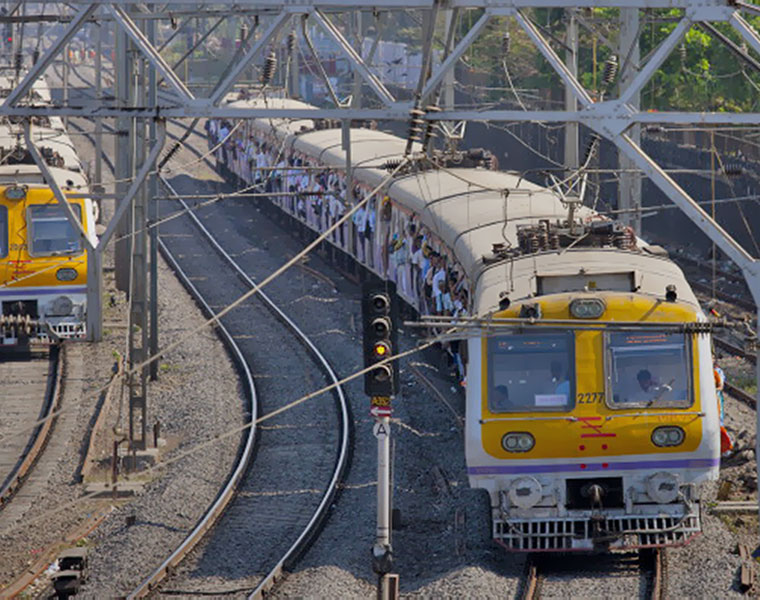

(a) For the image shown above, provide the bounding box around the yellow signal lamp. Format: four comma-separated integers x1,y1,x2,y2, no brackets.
372,341,391,359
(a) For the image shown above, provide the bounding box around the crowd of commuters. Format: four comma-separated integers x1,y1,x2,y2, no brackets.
206,118,470,382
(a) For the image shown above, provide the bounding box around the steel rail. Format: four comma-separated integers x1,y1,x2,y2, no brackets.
127,241,259,598
714,336,756,364
160,176,352,599
520,555,540,600
642,548,665,600
0,344,63,509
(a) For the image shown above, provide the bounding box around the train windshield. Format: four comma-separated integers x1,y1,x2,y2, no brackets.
487,332,575,412
28,204,82,256
0,206,6,258
605,331,691,408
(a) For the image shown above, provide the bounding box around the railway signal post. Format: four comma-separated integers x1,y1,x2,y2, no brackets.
362,282,399,599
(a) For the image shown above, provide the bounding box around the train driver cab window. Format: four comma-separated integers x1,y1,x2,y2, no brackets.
0,206,7,258
487,332,575,412
605,331,691,408
28,204,82,256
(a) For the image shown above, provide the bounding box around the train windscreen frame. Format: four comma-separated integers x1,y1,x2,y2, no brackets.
604,331,693,409
27,204,82,257
487,331,575,413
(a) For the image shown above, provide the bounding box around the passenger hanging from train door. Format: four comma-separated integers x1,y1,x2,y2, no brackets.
352,199,366,262
714,359,734,458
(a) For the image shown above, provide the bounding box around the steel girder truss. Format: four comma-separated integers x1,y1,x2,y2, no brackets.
5,3,760,324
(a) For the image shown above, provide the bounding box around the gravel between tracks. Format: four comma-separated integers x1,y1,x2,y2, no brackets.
150,171,529,598
0,86,247,597
79,249,245,597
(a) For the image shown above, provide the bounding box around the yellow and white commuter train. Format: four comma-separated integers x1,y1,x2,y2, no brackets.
0,73,96,343
211,96,719,552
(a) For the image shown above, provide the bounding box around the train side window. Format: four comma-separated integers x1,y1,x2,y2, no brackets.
27,204,82,257
604,331,692,409
487,332,575,413
0,206,6,258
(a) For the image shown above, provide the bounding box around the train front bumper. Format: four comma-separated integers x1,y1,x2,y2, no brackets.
493,501,701,551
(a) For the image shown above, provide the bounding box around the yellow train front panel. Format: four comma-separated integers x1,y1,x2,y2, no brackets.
466,291,719,551
0,185,90,339
479,293,707,462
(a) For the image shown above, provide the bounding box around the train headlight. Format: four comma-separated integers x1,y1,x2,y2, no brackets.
502,432,535,453
48,295,73,316
651,426,685,447
56,268,78,282
508,476,543,509
4,185,27,200
646,472,680,504
569,298,606,319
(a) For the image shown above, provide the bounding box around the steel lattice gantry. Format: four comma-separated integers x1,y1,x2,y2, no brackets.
5,0,760,486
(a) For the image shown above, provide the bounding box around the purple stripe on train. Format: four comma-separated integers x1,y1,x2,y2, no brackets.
0,286,87,297
468,457,720,475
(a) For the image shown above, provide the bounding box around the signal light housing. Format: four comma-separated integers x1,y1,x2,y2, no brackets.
362,282,399,397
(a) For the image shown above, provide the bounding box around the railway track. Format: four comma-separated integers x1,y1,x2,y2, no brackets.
0,345,63,520
520,549,664,599
59,94,351,595
126,177,351,597
673,255,755,312
712,336,758,408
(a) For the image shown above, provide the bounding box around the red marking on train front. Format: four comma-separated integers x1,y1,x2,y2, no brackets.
577,416,617,438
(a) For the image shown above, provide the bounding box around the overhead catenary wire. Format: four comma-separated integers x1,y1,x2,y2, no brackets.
2,154,414,453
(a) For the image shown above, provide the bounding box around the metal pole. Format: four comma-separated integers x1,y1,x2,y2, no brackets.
128,11,148,451
94,16,103,192
114,14,132,292
352,11,362,109
618,7,641,234
86,243,103,342
564,11,578,171
291,22,300,98
373,414,392,573
148,8,159,381
63,39,69,130
442,10,455,112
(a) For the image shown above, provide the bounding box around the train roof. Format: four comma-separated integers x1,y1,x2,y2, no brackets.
0,164,88,189
238,98,699,313
0,125,82,173
226,96,316,136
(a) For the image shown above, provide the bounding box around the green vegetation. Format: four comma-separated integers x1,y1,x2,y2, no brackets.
451,8,760,112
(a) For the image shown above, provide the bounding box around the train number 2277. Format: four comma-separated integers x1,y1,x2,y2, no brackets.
577,392,605,404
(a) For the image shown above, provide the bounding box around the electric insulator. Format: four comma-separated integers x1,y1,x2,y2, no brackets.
679,43,686,63
583,133,600,164
407,107,425,142
14,51,22,71
261,49,277,85
239,24,249,43
384,158,402,172
32,48,39,65
502,32,511,56
287,31,296,54
602,54,618,87
723,162,743,177
160,143,181,167
422,105,440,146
